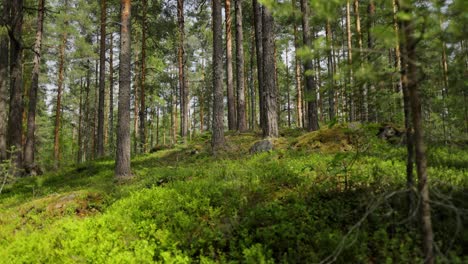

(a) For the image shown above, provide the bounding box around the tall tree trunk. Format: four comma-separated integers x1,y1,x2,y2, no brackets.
286,45,291,127
54,30,67,169
139,0,148,151
93,60,99,158
225,0,236,130
326,19,335,121
24,0,45,174
178,0,189,139
235,0,247,132
212,0,225,151
7,0,24,172
346,0,354,122
354,0,367,122
77,78,84,163
292,0,303,128
108,33,114,153
132,61,139,153
300,0,319,131
249,29,256,130
252,0,264,130
84,61,91,161
262,7,278,138
97,0,107,157
115,0,132,179
368,0,376,122
400,2,434,262
0,0,10,161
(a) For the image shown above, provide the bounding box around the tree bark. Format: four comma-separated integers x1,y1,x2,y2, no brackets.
212,0,225,151
108,33,114,153
326,19,335,121
24,0,45,174
0,0,10,161
139,0,148,151
262,7,278,138
367,0,376,122
115,0,132,178
354,0,367,122
54,29,67,170
7,0,24,171
177,0,189,140
400,1,434,262
235,0,247,132
292,0,303,128
300,0,319,131
252,0,264,130
77,78,84,163
225,0,236,130
97,0,107,157
346,0,354,122
249,29,256,130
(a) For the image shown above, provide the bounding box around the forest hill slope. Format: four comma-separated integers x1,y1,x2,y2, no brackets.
0,126,467,263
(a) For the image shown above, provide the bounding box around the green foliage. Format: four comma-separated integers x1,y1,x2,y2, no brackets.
0,128,467,263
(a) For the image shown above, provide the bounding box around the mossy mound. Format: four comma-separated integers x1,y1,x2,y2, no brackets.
293,125,355,153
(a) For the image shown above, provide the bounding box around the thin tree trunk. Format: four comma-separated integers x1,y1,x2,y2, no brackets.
368,0,376,122
177,0,189,140
300,0,319,131
115,0,132,179
0,0,10,161
235,0,247,132
249,29,256,130
253,0,264,130
262,7,278,138
346,0,354,122
354,0,367,122
77,78,84,163
24,0,45,174
225,0,236,130
286,45,291,128
54,30,67,170
97,0,107,157
7,0,24,171
212,0,225,152
326,19,335,121
400,2,434,262
292,0,303,128
139,0,148,151
109,33,114,153
133,61,139,153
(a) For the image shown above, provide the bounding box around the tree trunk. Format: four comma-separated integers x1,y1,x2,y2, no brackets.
235,0,247,132
400,2,434,262
354,0,367,122
326,19,335,121
177,0,189,140
292,0,303,128
7,0,24,171
300,0,319,131
115,0,132,179
252,0,264,130
262,7,278,138
24,0,45,174
139,0,148,151
0,0,9,161
225,0,236,130
212,0,225,152
109,33,114,153
346,0,354,122
54,30,67,170
77,78,84,163
368,0,376,122
249,29,256,130
97,0,106,157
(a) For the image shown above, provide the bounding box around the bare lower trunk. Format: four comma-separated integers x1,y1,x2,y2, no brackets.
54,31,67,170
326,19,335,121
24,0,45,174
115,0,132,178
0,0,9,161
108,33,114,153
212,0,225,151
292,4,303,128
235,0,247,132
97,0,107,157
225,0,236,130
300,0,319,131
139,0,148,151
262,7,278,138
346,0,354,122
177,0,189,139
253,0,264,130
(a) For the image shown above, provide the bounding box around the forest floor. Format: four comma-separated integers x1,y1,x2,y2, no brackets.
0,124,467,263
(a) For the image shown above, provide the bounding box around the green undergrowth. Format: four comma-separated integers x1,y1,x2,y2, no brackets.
0,126,467,263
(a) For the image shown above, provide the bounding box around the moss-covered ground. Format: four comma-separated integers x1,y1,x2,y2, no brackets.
0,126,467,263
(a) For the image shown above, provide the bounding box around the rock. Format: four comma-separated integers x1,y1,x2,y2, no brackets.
250,140,274,154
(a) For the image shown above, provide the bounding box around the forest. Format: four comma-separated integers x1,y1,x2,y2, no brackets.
0,0,467,262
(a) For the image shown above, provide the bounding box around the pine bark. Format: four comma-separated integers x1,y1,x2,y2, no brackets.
400,1,434,262
225,0,236,130
0,0,9,161
211,0,225,151
24,0,45,174
235,0,247,132
262,7,278,138
54,30,67,169
367,0,376,122
326,19,335,121
97,0,107,157
7,0,24,171
300,0,319,131
252,0,264,130
292,0,303,128
139,0,148,151
346,0,354,122
108,33,114,153
177,0,189,139
115,0,132,178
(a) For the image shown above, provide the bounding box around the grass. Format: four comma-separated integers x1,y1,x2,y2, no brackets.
0,126,467,263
